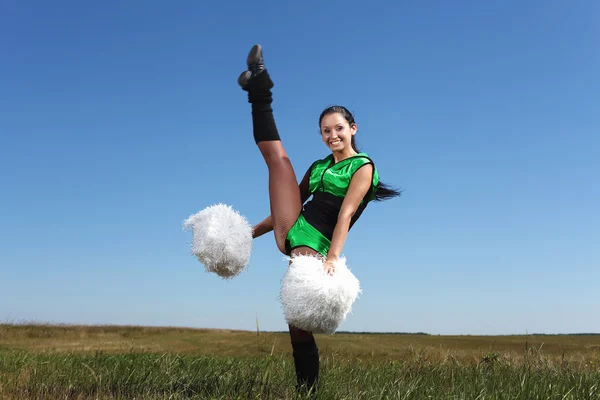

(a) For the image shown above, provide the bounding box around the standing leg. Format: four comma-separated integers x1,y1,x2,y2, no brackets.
288,247,321,393
289,325,320,393
239,45,302,254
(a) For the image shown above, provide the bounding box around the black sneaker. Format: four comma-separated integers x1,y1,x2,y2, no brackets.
237,44,266,89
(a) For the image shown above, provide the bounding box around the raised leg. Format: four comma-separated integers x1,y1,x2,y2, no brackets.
257,142,302,253
239,45,302,254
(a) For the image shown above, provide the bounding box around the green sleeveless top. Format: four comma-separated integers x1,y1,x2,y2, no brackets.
308,152,380,202
285,152,380,256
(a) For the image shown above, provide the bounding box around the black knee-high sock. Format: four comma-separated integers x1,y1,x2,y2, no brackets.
243,70,281,144
292,338,319,390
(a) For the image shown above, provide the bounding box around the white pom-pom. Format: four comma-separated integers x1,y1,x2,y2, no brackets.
280,254,361,334
182,204,252,279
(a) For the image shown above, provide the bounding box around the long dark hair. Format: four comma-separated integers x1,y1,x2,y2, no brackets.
319,105,402,201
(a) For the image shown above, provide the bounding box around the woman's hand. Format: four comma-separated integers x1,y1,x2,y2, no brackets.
323,257,337,276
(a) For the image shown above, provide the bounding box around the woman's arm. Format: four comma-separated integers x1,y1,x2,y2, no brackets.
252,166,312,239
252,215,273,239
324,164,373,273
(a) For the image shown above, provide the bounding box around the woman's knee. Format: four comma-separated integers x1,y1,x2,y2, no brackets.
257,142,289,165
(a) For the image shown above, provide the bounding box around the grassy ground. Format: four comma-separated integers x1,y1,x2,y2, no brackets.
1,324,599,399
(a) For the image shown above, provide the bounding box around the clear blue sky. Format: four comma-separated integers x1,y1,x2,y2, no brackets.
1,0,598,335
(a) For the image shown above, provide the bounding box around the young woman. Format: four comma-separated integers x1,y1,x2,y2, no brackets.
238,44,400,392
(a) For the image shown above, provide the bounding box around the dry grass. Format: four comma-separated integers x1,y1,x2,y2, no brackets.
1,324,600,399
1,323,599,365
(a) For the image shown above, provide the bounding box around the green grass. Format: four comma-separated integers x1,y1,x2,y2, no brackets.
1,324,599,399
2,349,599,399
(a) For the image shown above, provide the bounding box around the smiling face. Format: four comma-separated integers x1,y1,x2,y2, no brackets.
320,112,357,155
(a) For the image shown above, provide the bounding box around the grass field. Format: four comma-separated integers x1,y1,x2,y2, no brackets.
1,324,599,399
